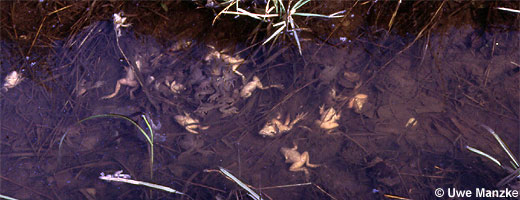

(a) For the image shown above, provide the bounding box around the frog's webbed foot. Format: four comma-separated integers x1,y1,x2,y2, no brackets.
303,168,311,181
289,112,308,127
306,162,321,168
289,166,311,180
129,86,138,99
295,112,308,121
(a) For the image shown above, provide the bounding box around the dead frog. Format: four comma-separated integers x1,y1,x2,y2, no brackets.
259,112,307,137
280,143,320,179
315,105,341,131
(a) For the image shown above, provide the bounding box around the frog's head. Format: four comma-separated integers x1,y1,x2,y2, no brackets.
259,122,277,137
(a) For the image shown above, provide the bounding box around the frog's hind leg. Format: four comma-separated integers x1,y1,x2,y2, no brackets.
101,81,122,99
284,114,291,126
302,152,320,168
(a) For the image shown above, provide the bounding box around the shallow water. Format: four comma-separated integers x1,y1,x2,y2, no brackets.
1,1,519,199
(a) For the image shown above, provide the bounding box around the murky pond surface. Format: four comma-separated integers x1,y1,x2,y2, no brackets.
1,1,519,199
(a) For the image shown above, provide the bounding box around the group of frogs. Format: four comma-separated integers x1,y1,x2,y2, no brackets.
99,43,353,179
257,101,343,178
78,13,352,179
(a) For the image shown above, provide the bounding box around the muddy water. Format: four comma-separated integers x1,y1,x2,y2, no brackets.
1,2,519,200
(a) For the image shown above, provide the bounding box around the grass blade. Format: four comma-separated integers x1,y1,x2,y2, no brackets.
481,124,520,168
213,0,237,25
287,17,302,55
497,7,520,14
59,113,155,178
466,145,502,167
99,171,184,195
219,167,263,200
222,10,278,19
274,0,285,14
292,12,344,18
497,167,520,187
0,194,18,200
262,23,286,45
59,114,149,158
141,114,155,178
293,0,311,11
236,8,263,20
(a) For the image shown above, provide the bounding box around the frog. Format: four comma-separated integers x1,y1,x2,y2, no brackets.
348,93,368,113
194,99,238,117
102,66,138,99
280,143,320,179
204,45,246,82
194,79,215,102
167,38,193,53
177,134,214,160
195,89,240,117
174,112,209,134
212,69,239,96
75,79,105,97
240,76,284,98
2,71,24,92
259,112,307,137
315,105,341,130
166,80,185,94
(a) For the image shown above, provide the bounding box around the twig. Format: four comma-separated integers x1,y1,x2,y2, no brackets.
313,183,338,200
